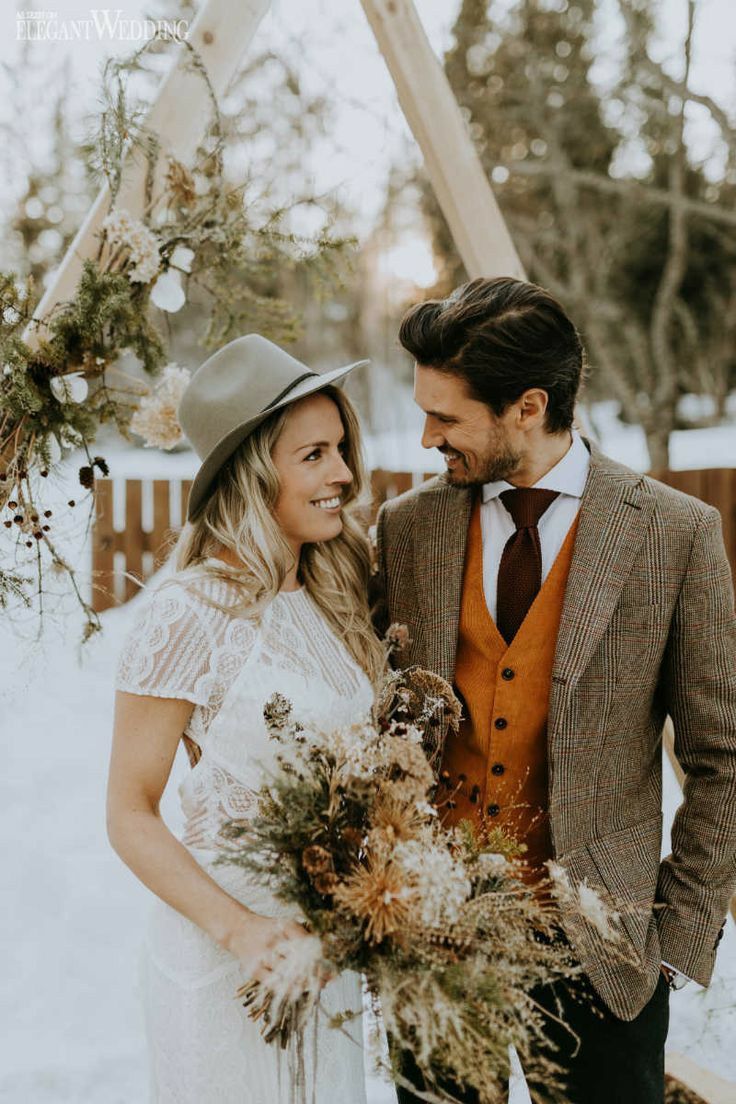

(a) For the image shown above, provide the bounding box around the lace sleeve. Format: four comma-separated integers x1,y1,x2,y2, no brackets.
116,579,220,705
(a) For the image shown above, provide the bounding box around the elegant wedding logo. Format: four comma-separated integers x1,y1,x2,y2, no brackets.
16,9,190,42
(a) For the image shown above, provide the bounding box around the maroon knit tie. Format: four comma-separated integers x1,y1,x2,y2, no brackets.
496,488,560,645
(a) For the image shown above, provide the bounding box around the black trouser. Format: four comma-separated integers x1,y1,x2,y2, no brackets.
395,972,669,1104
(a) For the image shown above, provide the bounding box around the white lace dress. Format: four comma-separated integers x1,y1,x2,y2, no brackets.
116,567,374,1104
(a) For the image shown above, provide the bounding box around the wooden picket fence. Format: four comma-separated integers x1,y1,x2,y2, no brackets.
91,466,736,611
91,469,437,609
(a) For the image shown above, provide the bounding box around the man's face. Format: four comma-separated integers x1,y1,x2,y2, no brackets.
413,364,521,486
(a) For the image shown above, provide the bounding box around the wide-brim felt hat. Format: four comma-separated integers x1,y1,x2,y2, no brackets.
179,334,368,520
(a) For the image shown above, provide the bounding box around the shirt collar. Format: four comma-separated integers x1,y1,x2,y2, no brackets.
481,428,590,504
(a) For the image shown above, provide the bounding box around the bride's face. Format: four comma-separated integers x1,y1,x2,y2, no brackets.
271,392,353,554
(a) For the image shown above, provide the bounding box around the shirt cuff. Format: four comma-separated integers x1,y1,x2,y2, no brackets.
661,960,697,989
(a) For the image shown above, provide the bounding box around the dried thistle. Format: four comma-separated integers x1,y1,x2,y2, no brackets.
371,792,427,843
334,854,413,944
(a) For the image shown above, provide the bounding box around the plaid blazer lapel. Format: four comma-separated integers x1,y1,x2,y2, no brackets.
413,479,473,683
552,442,656,689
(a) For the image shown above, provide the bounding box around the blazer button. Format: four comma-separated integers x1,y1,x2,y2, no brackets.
487,803,500,816
494,717,508,730
491,763,505,776
502,668,515,681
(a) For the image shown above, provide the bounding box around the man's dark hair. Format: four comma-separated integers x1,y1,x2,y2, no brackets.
399,277,585,433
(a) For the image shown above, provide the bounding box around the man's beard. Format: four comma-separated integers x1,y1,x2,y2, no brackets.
442,444,521,488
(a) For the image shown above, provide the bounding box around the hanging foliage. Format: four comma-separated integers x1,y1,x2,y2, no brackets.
0,40,353,636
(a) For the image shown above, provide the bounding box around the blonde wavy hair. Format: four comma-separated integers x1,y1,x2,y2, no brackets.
173,384,386,686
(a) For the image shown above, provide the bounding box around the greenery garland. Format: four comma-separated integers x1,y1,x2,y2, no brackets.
0,41,351,637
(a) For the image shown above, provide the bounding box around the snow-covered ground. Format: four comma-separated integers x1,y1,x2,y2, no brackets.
2,403,735,1102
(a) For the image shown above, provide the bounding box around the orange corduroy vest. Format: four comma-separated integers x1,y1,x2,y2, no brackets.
439,498,580,876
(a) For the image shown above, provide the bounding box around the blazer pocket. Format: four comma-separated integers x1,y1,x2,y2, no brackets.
585,814,663,950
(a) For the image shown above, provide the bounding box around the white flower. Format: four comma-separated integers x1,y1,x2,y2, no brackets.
170,244,195,273
129,363,191,450
50,372,88,404
151,270,185,312
103,208,161,285
129,251,161,284
393,840,470,928
577,881,619,940
102,209,134,243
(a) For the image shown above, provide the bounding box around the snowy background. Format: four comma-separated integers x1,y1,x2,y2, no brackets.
1,403,735,1103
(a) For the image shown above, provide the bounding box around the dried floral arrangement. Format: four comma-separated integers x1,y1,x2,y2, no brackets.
217,666,632,1104
0,42,351,635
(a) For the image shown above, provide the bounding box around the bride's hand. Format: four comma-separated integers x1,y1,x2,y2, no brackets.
227,911,312,982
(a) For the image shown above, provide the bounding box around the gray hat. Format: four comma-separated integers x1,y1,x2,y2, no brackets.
179,334,367,520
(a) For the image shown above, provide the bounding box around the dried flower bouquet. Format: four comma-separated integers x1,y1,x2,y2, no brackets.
217,667,632,1104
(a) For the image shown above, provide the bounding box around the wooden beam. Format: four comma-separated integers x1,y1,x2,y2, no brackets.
359,0,524,281
666,1052,736,1104
27,0,271,341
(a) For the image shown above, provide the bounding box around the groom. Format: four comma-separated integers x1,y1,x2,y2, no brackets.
374,277,736,1103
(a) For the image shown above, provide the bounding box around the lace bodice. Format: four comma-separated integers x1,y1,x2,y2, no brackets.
116,567,374,857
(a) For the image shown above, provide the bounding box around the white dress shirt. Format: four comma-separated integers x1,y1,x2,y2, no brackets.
479,428,692,988
479,428,589,621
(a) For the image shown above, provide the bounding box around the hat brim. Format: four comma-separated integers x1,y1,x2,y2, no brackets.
186,358,368,521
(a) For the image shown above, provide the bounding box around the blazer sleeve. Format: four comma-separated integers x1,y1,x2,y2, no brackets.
656,506,736,985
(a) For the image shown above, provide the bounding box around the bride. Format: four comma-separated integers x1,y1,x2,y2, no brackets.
107,335,385,1103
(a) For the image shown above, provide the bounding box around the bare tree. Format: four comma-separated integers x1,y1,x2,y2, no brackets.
427,0,736,469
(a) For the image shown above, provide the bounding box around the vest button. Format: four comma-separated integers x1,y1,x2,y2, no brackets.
487,803,500,816
491,763,505,776
494,717,508,730
502,668,515,681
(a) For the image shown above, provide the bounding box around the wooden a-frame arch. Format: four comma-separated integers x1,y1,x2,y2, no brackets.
28,0,524,332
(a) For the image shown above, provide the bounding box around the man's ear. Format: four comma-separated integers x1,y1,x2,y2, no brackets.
518,388,549,426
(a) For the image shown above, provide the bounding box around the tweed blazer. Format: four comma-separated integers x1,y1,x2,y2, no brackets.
374,440,736,1021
